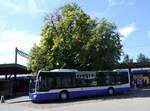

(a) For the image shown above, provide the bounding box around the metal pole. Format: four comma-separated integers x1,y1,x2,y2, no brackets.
15,47,18,64
1,96,4,103
5,74,7,80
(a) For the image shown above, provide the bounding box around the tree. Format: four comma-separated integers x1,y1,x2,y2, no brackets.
28,3,122,72
83,19,122,70
136,53,150,63
122,54,133,64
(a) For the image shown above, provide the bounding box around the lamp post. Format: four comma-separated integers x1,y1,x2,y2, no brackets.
15,47,18,64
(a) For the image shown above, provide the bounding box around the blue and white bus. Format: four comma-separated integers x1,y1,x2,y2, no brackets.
29,69,130,102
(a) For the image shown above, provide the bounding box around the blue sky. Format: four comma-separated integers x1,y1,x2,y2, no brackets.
0,0,150,65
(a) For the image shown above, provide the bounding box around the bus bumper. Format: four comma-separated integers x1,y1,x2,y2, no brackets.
29,92,59,102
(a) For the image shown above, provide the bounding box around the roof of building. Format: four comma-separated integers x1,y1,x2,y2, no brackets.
0,63,31,75
132,69,150,75
115,63,150,69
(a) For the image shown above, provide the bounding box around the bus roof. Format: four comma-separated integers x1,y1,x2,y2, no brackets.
38,70,76,77
50,69,78,72
113,69,129,71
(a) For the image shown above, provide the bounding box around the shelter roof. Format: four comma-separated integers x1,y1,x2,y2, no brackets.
0,64,31,75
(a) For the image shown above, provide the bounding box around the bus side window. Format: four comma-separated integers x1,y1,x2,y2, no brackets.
97,72,107,86
56,76,75,88
62,77,72,88
71,77,76,88
75,78,86,87
55,77,62,88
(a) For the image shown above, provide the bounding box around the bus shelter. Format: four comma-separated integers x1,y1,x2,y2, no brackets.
0,64,31,96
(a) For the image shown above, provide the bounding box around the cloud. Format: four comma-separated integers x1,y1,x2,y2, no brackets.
0,29,40,51
0,55,28,66
0,55,15,64
148,31,150,37
119,24,135,40
26,0,48,16
106,0,135,6
0,29,41,65
0,0,48,16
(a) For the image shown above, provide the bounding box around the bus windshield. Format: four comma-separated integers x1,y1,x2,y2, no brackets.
29,79,36,92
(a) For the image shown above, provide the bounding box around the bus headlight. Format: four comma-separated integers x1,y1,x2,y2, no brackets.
33,94,37,99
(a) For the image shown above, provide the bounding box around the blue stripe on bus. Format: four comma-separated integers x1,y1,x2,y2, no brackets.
29,87,130,102
69,89,107,98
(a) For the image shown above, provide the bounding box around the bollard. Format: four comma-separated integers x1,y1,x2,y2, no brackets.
1,96,5,103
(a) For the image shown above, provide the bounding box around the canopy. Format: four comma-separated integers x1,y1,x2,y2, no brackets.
115,63,150,69
0,64,31,75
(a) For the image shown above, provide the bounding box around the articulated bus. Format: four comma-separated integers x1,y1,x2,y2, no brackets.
29,69,130,102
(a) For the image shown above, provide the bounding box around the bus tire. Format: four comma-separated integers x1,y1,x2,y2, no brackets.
107,87,114,96
59,91,69,101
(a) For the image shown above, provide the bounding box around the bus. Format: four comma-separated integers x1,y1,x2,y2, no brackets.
29,69,130,102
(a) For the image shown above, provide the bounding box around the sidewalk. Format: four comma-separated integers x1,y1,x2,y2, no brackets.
0,104,42,111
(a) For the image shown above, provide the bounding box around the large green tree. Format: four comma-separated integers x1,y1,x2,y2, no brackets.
28,3,122,72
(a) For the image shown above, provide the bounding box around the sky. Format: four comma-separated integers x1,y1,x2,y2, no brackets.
0,0,150,66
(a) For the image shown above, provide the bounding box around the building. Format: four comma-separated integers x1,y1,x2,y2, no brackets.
132,69,150,87
0,64,31,96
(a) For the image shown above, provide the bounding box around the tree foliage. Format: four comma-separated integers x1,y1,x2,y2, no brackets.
136,53,150,63
122,54,133,64
28,3,122,72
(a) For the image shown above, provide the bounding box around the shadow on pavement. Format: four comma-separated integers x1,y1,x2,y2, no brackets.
3,93,31,104
7,100,31,104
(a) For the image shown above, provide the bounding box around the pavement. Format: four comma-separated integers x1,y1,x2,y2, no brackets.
0,88,150,111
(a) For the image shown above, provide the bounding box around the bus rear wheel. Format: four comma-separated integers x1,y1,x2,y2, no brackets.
59,91,69,101
107,88,114,96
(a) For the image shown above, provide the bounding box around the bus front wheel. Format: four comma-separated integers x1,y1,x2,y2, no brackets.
107,88,114,96
59,91,69,101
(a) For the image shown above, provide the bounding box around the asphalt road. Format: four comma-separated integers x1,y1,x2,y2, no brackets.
1,88,150,111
